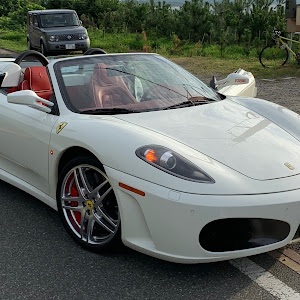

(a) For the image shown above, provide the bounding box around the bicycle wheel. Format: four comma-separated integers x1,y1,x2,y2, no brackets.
259,44,289,68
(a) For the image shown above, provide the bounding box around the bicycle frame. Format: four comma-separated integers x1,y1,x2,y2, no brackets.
276,35,300,58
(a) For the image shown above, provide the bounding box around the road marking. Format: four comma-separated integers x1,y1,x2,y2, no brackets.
230,258,300,299
269,248,300,274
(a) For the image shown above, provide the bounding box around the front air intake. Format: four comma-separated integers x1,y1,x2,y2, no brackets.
199,218,290,252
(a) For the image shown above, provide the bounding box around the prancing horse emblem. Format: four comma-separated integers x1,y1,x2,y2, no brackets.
56,122,67,134
284,162,295,170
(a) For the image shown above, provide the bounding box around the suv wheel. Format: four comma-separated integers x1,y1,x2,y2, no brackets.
40,42,47,56
27,39,33,50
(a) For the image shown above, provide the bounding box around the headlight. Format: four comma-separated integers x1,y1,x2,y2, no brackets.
49,35,58,42
78,33,87,40
136,145,215,183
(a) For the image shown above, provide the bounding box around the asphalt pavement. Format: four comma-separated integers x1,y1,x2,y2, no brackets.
1,180,300,300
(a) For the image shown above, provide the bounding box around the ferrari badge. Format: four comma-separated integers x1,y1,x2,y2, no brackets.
284,162,295,170
56,122,67,134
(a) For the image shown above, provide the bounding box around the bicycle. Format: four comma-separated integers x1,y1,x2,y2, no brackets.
259,29,300,67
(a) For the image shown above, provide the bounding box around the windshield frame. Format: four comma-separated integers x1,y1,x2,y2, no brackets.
53,53,221,114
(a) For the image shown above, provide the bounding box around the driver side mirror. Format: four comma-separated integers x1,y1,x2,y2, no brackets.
210,72,249,90
7,90,54,113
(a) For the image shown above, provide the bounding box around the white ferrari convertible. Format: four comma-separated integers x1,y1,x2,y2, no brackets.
0,49,299,264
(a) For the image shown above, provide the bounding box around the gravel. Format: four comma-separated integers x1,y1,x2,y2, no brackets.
256,77,300,114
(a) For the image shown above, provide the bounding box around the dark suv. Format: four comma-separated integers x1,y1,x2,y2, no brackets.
27,9,90,55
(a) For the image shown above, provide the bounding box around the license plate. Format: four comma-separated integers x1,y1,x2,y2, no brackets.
66,44,75,50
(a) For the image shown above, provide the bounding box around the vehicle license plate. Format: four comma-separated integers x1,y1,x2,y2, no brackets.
66,44,75,50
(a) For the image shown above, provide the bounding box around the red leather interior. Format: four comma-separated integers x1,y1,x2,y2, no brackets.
89,63,136,108
66,85,92,110
7,86,18,93
19,66,52,100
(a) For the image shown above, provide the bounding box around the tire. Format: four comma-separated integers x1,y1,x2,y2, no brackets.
40,42,47,57
57,156,122,252
259,44,289,68
27,39,33,50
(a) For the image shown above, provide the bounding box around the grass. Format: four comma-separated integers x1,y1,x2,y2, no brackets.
171,56,300,79
0,30,27,52
0,29,299,79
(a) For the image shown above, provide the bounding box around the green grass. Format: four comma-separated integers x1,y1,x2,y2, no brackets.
0,30,27,52
171,56,300,79
0,29,299,79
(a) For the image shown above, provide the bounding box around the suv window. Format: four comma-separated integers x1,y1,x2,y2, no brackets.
33,15,38,27
40,13,79,28
28,14,33,26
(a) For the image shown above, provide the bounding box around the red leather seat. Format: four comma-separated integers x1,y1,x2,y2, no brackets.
19,66,52,100
89,63,136,108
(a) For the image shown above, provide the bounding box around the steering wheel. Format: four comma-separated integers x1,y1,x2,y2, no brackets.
14,50,49,66
84,48,107,55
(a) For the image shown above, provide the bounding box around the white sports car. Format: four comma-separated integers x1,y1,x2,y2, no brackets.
0,49,299,264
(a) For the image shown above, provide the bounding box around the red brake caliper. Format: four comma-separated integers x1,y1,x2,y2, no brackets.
70,182,81,223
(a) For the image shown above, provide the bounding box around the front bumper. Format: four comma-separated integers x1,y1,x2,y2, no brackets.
105,166,300,263
45,39,90,52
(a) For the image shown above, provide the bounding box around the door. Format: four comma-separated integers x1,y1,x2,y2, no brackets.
31,14,40,48
0,95,58,194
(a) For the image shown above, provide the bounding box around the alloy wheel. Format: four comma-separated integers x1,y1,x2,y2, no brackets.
60,164,120,245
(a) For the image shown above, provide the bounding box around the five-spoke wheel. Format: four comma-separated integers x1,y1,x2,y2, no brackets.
57,157,121,251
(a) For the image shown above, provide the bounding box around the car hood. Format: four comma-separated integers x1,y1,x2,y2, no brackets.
115,99,300,180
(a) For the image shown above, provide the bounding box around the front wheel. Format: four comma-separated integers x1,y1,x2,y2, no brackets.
27,39,33,50
40,42,47,56
259,44,289,68
57,156,121,252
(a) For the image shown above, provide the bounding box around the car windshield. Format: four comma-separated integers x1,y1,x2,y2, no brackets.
40,13,79,28
54,54,220,114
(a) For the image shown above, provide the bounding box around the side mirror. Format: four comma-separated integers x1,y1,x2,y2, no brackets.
79,20,82,25
209,76,217,90
7,90,54,113
210,73,249,90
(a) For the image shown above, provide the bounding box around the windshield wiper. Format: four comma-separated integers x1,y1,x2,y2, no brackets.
187,96,217,102
80,107,139,115
162,101,194,110
163,98,215,110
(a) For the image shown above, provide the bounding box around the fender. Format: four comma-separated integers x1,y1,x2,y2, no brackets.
231,96,300,141
40,36,48,51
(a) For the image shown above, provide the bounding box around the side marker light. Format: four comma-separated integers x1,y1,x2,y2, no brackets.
119,182,145,196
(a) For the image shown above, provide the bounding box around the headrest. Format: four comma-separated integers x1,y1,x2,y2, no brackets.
0,63,21,88
92,63,120,86
24,66,51,92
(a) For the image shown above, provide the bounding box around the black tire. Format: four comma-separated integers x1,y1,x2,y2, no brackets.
57,156,122,252
27,39,33,50
259,44,289,68
40,42,47,57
